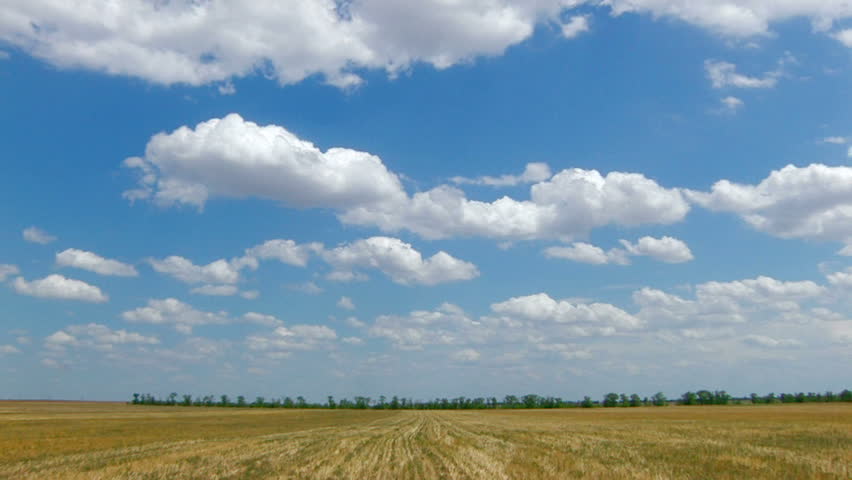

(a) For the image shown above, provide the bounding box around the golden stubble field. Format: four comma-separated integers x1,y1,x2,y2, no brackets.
0,401,849,479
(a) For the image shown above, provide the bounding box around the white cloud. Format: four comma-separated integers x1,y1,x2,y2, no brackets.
491,293,643,333
244,239,322,267
22,226,56,244
451,162,552,187
742,334,802,348
122,298,229,334
704,60,778,89
240,290,260,300
719,96,744,113
0,1,584,89
285,281,324,295
322,236,479,286
545,236,692,265
686,164,852,250
45,323,158,352
246,324,337,357
345,316,366,328
56,248,138,277
344,168,689,241
342,336,364,345
12,274,108,303
190,284,239,296
833,28,852,47
370,303,485,350
603,1,852,38
217,82,236,95
450,348,481,362
241,312,283,327
124,114,407,210
826,267,852,287
561,15,590,38
619,236,694,263
633,276,825,327
0,345,20,355
337,296,356,310
544,242,629,265
0,264,19,282
822,136,847,144
148,255,242,284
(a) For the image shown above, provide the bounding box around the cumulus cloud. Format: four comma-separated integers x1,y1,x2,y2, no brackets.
719,96,744,113
246,324,337,358
619,236,694,263
343,168,689,240
821,136,847,145
561,15,590,38
321,237,479,286
633,276,825,327
685,164,852,250
742,334,802,348
124,114,406,210
12,274,108,303
0,345,20,355
190,284,239,296
22,226,56,244
148,255,242,284
545,236,692,265
603,1,852,37
491,293,643,333
450,348,481,362
337,296,356,310
285,281,324,295
705,60,778,89
122,298,229,334
370,303,485,350
0,264,19,282
0,1,589,89
450,162,552,187
123,115,689,242
45,323,159,351
56,248,138,277
833,28,852,47
544,242,630,265
244,239,322,267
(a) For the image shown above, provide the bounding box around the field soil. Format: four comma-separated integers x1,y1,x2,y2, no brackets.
0,401,850,479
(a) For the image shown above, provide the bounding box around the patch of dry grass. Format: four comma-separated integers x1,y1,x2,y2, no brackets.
0,401,849,479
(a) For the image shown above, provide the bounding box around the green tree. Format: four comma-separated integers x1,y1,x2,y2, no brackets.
629,394,642,407
581,396,594,408
603,393,620,407
652,392,667,406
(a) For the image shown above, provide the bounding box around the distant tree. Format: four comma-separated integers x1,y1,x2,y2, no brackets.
696,390,713,405
132,393,140,405
168,392,178,406
750,393,760,404
296,396,307,408
523,394,540,409
390,396,400,410
619,394,629,407
841,389,852,402
503,395,519,408
603,393,620,408
652,392,667,406
327,396,337,409
581,396,594,408
220,395,230,407
681,391,698,405
182,394,193,406
629,394,642,407
254,397,265,408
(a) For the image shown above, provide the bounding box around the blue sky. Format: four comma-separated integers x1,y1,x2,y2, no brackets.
1,1,852,401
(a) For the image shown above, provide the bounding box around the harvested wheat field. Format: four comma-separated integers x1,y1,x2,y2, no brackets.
0,401,850,480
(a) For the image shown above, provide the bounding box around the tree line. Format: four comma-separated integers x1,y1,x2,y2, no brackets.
130,388,852,409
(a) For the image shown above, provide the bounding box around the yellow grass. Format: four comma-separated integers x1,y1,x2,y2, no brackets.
1,401,850,479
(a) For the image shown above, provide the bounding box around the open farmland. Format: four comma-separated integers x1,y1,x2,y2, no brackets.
1,401,850,479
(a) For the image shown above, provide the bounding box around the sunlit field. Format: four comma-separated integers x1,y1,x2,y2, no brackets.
1,401,849,479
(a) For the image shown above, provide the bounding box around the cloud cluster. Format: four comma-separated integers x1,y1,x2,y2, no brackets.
321,237,479,285
122,298,230,334
0,264,19,282
634,275,825,327
246,324,337,359
126,116,689,242
12,274,108,303
545,236,693,265
450,162,552,187
3,1,852,90
686,164,852,251
56,248,138,277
